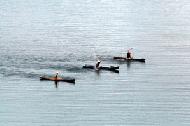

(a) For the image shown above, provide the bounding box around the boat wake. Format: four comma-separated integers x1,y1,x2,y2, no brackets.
0,53,124,79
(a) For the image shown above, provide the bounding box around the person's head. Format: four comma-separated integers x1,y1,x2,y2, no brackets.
128,48,133,52
56,72,59,75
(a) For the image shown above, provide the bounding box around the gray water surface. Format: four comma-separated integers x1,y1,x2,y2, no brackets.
0,0,190,126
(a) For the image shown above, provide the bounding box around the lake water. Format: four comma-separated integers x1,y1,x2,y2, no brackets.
0,0,190,125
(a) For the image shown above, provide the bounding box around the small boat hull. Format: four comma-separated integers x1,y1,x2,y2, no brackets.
113,57,145,62
40,76,75,83
83,65,119,73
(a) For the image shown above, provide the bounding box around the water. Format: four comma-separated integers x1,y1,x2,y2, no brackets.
0,0,190,125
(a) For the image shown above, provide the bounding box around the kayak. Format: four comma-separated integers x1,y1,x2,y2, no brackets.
113,57,145,62
40,76,75,83
83,64,119,73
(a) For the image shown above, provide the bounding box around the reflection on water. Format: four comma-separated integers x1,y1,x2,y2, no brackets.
54,81,58,88
127,62,131,68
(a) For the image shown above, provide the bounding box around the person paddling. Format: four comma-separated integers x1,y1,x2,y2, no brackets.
96,60,101,69
127,48,133,59
55,72,59,80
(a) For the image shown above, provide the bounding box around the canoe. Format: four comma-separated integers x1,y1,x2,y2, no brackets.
113,57,145,62
83,65,119,73
40,76,75,83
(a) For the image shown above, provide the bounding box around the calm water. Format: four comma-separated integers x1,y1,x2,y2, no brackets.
0,0,190,125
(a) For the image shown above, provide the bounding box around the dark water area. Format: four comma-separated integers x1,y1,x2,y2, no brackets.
0,0,190,125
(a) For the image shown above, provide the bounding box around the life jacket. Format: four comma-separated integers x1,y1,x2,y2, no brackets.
96,61,101,68
55,73,58,79
127,52,131,58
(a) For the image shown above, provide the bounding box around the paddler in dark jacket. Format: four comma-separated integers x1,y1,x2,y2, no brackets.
55,72,59,80
127,50,132,59
96,60,101,69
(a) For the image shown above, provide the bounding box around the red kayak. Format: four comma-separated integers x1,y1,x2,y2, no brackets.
40,76,75,83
